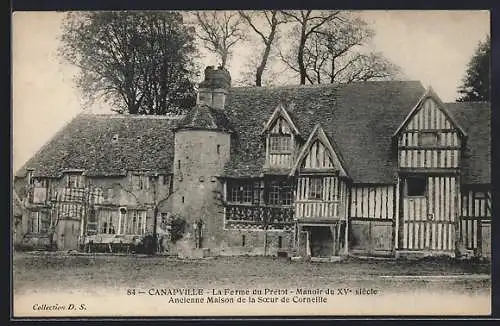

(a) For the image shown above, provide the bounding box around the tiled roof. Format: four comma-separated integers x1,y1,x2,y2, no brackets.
15,114,180,178
175,104,234,133
445,102,491,185
222,81,426,183
16,84,490,186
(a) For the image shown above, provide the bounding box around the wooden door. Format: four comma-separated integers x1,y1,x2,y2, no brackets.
402,193,429,250
400,176,457,251
56,220,81,250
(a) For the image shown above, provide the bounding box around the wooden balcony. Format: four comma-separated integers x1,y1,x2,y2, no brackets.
54,187,104,204
225,204,294,230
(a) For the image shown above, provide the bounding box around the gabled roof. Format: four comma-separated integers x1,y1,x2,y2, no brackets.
261,103,301,136
175,104,234,133
289,124,348,177
17,83,490,186
222,81,426,183
393,86,467,137
445,101,490,185
16,114,180,178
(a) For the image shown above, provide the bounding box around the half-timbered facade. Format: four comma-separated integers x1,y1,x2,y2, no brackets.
14,66,491,259
394,89,466,254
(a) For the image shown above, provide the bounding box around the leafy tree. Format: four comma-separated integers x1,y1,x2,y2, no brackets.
59,11,198,115
457,35,490,102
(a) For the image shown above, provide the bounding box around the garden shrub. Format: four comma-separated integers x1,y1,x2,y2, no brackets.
169,216,186,243
136,234,156,255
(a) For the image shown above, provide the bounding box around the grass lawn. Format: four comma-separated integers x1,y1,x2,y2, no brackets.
13,253,490,297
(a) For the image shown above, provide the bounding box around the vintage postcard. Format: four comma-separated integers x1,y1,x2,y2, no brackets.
12,10,491,318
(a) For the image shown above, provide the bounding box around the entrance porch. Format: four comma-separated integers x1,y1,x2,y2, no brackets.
294,220,346,260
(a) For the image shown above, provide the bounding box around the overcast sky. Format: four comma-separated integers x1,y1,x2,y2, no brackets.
12,10,490,173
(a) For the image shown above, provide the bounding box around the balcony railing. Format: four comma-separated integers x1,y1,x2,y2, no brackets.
54,187,104,204
225,203,294,230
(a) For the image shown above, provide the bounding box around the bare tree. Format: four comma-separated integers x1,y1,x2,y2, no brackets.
280,11,401,85
194,11,246,69
280,10,342,84
238,11,289,86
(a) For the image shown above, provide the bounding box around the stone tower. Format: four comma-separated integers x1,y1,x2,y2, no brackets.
172,66,233,255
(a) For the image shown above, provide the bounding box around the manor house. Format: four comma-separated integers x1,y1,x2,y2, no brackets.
14,66,491,259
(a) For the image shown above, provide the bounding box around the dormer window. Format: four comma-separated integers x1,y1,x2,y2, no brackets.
33,178,49,188
270,135,292,153
131,173,149,191
67,173,84,188
27,170,34,185
112,134,119,142
261,104,301,169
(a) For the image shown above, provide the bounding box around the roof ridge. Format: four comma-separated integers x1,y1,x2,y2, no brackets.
79,113,185,120
231,80,422,91
445,101,491,104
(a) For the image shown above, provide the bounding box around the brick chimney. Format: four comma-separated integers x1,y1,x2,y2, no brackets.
197,66,231,110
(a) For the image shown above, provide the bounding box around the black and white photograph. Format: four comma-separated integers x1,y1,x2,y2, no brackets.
12,9,491,317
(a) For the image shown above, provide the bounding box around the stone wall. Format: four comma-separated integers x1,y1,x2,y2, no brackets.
172,129,231,253
217,229,293,256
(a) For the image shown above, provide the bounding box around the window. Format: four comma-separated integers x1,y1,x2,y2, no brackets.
98,210,119,234
160,212,171,230
131,173,149,190
27,170,34,185
97,209,146,235
178,160,181,170
86,208,98,235
406,176,427,197
228,180,260,204
33,178,49,188
28,211,50,233
308,177,323,200
59,203,83,219
474,192,486,199
67,174,84,188
125,210,146,235
163,175,170,186
419,132,439,147
229,182,254,203
269,135,292,153
217,144,221,155
267,179,294,206
32,178,50,203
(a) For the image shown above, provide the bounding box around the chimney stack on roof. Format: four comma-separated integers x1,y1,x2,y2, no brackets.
197,66,231,110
